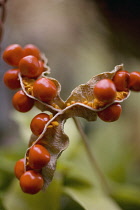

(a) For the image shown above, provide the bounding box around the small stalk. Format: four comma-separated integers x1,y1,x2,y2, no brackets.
73,117,111,195
0,0,7,45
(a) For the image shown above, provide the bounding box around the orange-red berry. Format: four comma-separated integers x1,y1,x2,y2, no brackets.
33,78,57,103
94,79,116,103
38,60,44,75
31,60,44,78
20,170,44,194
12,90,34,112
19,55,40,78
113,70,130,91
98,103,122,122
14,158,25,179
129,71,140,91
29,144,50,170
3,69,21,89
30,113,50,136
3,44,24,66
23,44,41,59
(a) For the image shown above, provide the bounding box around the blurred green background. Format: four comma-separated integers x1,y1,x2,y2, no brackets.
1,0,140,209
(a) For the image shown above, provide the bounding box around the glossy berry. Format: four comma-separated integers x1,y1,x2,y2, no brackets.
94,79,116,103
23,44,41,59
113,70,130,91
32,60,44,78
20,170,44,194
19,55,40,78
98,103,122,122
3,69,21,89
12,90,34,112
30,113,50,136
14,158,25,179
2,44,24,66
33,78,57,103
129,71,140,91
38,60,44,74
29,144,50,170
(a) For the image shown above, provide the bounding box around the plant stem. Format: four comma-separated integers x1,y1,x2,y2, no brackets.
73,117,111,195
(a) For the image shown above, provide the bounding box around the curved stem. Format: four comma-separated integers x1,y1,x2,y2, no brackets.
73,117,111,195
0,0,7,45
0,1,6,22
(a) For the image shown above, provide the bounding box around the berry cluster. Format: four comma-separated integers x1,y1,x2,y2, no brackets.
3,44,57,112
94,70,140,122
3,43,140,195
14,144,50,194
2,44,56,194
14,113,51,194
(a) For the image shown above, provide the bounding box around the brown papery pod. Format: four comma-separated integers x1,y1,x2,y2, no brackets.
26,113,68,189
64,64,130,117
19,75,65,114
18,53,65,113
24,64,130,190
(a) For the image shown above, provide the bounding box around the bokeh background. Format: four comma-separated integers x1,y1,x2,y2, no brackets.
1,1,140,210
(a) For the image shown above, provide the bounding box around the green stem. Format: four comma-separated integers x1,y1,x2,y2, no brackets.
73,117,111,195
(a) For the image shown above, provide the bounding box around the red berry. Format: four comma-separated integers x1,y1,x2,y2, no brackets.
14,158,25,179
30,113,50,136
2,44,24,66
12,90,34,112
129,71,140,91
23,44,41,59
3,69,21,89
19,55,40,78
98,103,122,122
29,144,50,170
33,78,57,103
113,70,130,91
33,60,44,78
38,60,44,74
20,170,44,194
94,79,116,103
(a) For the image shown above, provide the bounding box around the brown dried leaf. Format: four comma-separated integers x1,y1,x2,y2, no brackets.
65,65,122,104
61,103,98,121
19,73,65,113
26,113,69,189
40,53,51,75
24,64,131,191
65,64,130,111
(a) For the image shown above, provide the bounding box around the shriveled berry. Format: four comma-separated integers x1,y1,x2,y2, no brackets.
113,70,130,91
98,103,122,122
30,113,50,136
94,79,116,103
2,44,24,66
129,71,140,91
19,55,40,78
33,78,57,103
20,170,44,194
23,44,41,59
3,69,21,89
12,90,34,112
29,144,50,170
14,158,25,179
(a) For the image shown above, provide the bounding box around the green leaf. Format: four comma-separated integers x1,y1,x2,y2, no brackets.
64,186,122,210
0,195,6,210
88,118,133,183
112,185,140,210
